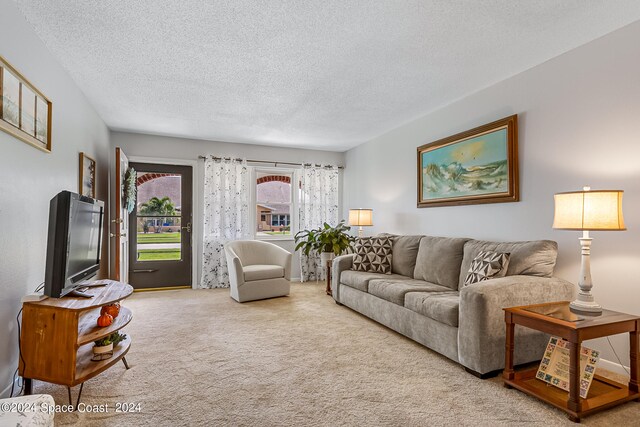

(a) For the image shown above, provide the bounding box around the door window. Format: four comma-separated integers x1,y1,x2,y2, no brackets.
135,172,182,261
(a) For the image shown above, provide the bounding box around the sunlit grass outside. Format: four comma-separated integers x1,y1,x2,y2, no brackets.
137,232,181,244
262,231,291,235
137,248,181,261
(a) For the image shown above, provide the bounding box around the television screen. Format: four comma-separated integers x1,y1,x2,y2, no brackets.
65,198,103,281
44,191,104,298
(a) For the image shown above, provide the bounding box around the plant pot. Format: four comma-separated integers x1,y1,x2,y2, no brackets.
92,343,113,361
320,252,335,265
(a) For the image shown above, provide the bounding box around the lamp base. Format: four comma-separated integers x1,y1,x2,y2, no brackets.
569,298,602,314
570,233,602,314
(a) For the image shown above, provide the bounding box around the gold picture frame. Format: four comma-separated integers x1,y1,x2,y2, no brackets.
79,152,96,198
0,55,52,152
417,115,518,208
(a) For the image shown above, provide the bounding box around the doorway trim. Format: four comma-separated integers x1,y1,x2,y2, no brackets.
129,156,199,289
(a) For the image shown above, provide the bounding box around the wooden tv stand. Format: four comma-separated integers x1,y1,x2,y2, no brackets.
19,280,133,406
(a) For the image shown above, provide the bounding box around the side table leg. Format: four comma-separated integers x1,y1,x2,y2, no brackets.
325,261,332,296
23,378,32,395
567,340,581,421
630,320,639,400
122,356,130,370
503,312,515,386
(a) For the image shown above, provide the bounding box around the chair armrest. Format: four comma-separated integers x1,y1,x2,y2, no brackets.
458,275,574,374
224,246,245,287
332,254,354,303
264,244,292,280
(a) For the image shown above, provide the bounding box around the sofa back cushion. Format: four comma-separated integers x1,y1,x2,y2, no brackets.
458,239,558,288
413,236,470,290
379,234,423,277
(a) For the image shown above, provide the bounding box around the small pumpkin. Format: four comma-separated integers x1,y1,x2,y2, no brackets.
97,313,113,327
100,302,120,318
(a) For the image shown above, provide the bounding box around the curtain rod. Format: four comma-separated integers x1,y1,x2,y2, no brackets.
198,155,343,169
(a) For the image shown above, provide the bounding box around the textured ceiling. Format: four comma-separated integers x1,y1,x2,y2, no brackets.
13,1,640,151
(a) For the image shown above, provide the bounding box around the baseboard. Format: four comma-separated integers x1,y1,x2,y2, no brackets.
0,375,21,399
598,357,630,377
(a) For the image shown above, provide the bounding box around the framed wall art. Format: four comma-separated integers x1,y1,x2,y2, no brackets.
0,55,52,152
417,115,518,208
79,152,96,198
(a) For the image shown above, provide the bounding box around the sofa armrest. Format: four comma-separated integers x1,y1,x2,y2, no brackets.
458,275,574,374
332,254,354,303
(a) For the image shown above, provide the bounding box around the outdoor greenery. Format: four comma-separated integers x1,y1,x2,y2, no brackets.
139,196,176,216
294,220,355,256
137,232,181,244
138,248,181,261
140,197,177,233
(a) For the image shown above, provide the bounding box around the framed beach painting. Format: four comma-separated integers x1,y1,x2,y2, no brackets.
417,115,518,208
79,152,96,198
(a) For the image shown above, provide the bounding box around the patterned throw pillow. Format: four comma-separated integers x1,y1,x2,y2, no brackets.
352,236,393,274
463,251,511,286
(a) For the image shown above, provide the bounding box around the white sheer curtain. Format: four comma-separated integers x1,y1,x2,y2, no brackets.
298,164,340,282
200,156,251,288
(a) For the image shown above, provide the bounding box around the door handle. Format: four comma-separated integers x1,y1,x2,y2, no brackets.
182,222,192,233
110,233,127,238
111,218,124,224
131,269,158,273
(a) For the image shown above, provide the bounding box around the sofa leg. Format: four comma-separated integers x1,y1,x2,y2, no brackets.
464,367,500,379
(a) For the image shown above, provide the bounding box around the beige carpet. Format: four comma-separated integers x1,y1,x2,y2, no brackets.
34,282,638,426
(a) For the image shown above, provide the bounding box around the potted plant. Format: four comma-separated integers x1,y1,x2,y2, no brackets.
294,220,356,264
92,331,127,361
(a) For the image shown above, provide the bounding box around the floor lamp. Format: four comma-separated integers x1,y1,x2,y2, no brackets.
552,187,626,313
349,209,373,237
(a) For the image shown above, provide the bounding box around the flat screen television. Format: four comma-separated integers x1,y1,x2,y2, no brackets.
44,190,105,298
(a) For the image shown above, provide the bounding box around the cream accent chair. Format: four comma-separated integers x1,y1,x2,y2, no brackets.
225,240,292,302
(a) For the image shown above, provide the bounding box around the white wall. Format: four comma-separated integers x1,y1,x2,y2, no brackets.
344,21,640,370
110,131,345,284
0,1,111,397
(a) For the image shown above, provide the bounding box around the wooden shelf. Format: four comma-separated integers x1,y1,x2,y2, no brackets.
20,281,133,391
24,280,133,311
505,367,638,417
74,336,131,386
77,306,132,346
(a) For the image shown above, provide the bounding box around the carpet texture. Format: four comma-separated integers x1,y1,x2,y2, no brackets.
32,282,638,426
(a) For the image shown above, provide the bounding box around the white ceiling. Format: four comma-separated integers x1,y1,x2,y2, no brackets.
14,1,640,151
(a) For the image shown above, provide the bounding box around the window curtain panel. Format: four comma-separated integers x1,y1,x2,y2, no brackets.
200,156,251,288
298,164,340,282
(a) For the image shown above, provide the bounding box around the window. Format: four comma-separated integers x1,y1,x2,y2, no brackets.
255,169,294,239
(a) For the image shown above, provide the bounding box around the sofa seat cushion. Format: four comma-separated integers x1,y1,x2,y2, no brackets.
368,279,451,306
340,271,408,292
243,265,285,281
404,291,460,327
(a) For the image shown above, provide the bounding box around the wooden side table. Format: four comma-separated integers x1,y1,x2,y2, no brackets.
325,260,332,296
503,301,639,423
20,281,133,408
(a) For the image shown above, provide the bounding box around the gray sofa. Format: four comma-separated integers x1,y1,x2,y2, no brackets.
331,235,574,377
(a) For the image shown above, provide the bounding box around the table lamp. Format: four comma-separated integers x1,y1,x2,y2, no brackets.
552,187,626,313
349,208,373,238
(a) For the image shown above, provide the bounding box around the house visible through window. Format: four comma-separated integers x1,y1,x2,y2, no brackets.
255,170,294,238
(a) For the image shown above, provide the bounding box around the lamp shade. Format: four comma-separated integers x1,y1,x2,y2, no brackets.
348,209,373,226
553,190,626,231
